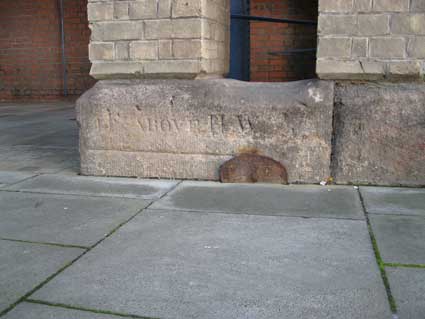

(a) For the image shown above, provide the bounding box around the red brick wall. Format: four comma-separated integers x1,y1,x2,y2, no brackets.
0,0,95,101
250,0,318,82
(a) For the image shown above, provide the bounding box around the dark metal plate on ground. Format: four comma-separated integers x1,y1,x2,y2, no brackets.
219,154,288,184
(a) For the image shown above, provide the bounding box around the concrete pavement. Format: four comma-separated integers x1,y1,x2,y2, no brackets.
0,102,424,318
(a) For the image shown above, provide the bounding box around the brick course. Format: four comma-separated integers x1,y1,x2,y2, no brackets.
249,0,318,82
0,0,95,101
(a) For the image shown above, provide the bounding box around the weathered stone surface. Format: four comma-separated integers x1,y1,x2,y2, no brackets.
319,0,353,12
373,0,409,11
369,37,406,59
318,37,352,58
332,82,425,186
77,79,334,183
88,0,230,79
316,60,386,80
317,0,425,80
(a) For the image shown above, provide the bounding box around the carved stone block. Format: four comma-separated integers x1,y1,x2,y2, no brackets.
332,82,425,186
77,79,334,183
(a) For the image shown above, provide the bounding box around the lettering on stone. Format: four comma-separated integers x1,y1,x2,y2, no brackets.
136,118,183,132
189,119,200,131
94,108,114,130
237,114,255,132
98,108,257,136
210,114,225,136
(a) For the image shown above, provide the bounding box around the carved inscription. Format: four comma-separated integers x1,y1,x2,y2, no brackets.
133,113,255,135
210,114,225,136
135,117,202,133
237,115,255,132
136,118,182,132
94,108,117,130
95,108,256,136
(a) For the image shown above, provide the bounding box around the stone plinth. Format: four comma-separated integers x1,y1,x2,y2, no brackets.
332,82,425,187
77,79,334,183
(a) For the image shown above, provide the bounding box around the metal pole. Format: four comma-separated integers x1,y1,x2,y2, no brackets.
268,48,317,56
58,0,68,96
231,14,317,26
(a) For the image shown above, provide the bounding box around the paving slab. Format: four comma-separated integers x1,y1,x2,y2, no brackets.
151,182,364,219
0,191,148,247
16,127,78,148
0,101,74,113
0,105,75,136
0,102,74,119
0,101,78,174
3,303,124,319
0,146,78,174
387,267,425,319
0,171,35,188
0,240,82,314
0,121,77,146
360,187,425,216
32,210,391,319
8,174,179,199
369,215,425,264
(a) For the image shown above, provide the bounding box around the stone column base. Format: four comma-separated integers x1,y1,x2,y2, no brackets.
77,79,334,183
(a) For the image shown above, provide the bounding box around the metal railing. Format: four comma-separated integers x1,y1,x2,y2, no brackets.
231,14,317,26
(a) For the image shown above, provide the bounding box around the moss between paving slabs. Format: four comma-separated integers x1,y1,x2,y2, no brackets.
358,189,398,314
367,222,398,313
384,263,425,269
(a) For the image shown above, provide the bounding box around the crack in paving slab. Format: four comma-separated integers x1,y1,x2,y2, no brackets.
0,238,90,250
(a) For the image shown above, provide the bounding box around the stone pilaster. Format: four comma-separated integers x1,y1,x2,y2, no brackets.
317,0,425,80
87,0,230,79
